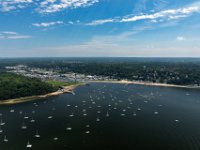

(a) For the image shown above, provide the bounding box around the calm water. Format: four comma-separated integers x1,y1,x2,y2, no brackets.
0,83,200,150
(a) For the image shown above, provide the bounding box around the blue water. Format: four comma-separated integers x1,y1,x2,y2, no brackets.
0,83,200,150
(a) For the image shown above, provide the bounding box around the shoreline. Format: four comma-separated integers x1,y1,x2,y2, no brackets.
0,83,84,105
90,80,200,89
1,80,199,105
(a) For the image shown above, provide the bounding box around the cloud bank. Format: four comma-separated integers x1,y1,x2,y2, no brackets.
0,0,99,13
87,3,200,26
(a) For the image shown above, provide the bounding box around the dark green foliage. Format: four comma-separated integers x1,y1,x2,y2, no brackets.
0,72,57,100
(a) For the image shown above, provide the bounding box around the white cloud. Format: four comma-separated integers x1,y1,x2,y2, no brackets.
86,4,200,26
0,0,99,13
0,0,33,12
86,19,116,26
176,36,185,41
32,21,64,27
0,31,17,35
36,0,99,14
0,31,31,39
121,6,200,23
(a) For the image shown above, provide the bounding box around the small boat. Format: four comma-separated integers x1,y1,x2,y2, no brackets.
21,122,27,130
66,127,72,131
10,109,15,113
53,137,58,140
0,119,5,126
35,130,40,138
30,117,35,123
96,117,100,122
24,113,29,119
121,113,125,116
48,116,53,119
154,111,159,115
69,113,74,117
106,112,110,117
19,111,23,114
83,113,87,116
26,140,32,148
0,126,3,133
133,113,137,116
186,93,190,96
97,111,101,114
3,135,8,142
85,131,90,134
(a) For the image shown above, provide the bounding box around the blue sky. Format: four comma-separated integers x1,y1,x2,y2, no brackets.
0,0,200,57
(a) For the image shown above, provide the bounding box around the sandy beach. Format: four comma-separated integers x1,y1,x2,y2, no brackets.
0,83,84,105
91,80,200,89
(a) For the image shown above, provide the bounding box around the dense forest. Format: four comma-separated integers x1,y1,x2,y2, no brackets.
0,72,57,100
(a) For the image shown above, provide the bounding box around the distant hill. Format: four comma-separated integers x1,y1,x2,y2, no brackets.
0,72,57,100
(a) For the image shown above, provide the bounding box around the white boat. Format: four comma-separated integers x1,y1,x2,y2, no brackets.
69,113,74,117
121,113,125,116
21,122,27,130
83,113,87,116
35,130,40,138
53,137,58,140
24,113,29,119
85,131,90,134
97,111,101,114
186,93,191,96
0,119,5,126
66,127,72,131
30,117,35,123
106,112,110,117
3,135,8,142
48,116,53,119
0,126,3,133
96,117,100,122
154,111,159,115
26,140,32,148
19,111,23,114
10,109,15,113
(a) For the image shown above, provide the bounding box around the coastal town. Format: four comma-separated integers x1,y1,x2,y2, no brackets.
4,64,200,89
5,65,114,83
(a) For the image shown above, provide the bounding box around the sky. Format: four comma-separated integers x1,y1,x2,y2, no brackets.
0,0,200,57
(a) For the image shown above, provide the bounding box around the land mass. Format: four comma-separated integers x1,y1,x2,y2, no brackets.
0,83,83,105
0,72,84,104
